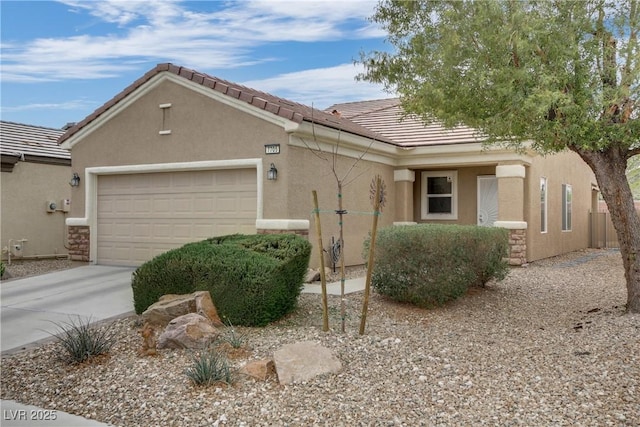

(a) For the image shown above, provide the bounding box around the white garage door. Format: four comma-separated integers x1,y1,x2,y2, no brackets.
97,168,257,266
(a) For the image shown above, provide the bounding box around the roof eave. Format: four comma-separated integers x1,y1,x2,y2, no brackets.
395,142,535,168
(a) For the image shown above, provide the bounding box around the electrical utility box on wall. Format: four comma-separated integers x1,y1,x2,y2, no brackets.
46,201,57,213
62,199,71,212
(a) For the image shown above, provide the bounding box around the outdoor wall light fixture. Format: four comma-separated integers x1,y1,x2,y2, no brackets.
267,163,278,181
69,172,81,187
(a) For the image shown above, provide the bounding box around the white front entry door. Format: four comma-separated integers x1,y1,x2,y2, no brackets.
477,175,498,226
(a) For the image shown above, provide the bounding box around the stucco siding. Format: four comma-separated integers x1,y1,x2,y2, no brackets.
287,145,395,267
526,150,596,262
69,79,288,221
1,162,71,259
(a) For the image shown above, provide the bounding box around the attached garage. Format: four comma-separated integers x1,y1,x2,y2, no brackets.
96,168,257,266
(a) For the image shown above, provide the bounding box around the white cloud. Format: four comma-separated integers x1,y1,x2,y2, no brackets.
2,0,384,83
1,99,97,113
63,0,182,26
242,63,391,109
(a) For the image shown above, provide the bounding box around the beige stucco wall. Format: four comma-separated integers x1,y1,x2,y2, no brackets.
1,162,71,260
525,150,596,262
285,145,395,267
69,79,289,220
67,78,395,267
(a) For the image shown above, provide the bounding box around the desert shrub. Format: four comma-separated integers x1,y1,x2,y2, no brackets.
49,316,115,364
185,348,234,386
0,261,5,278
367,224,509,308
131,233,311,327
463,226,510,286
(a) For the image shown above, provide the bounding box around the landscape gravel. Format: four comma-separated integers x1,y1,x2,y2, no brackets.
2,258,74,280
1,249,638,426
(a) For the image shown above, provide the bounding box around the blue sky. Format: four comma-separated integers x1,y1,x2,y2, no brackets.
1,0,393,129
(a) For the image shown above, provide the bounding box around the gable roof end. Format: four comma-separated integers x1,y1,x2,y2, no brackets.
57,63,392,146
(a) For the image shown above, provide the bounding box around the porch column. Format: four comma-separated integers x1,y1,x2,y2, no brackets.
494,164,528,266
393,169,417,225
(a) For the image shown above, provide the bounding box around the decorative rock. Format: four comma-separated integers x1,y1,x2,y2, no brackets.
273,341,342,384
137,323,158,357
142,291,223,327
193,291,224,327
240,359,276,381
304,267,334,283
157,313,219,349
305,269,320,283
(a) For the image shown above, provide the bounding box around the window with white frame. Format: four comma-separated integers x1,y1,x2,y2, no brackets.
421,171,458,220
562,183,572,231
540,177,548,233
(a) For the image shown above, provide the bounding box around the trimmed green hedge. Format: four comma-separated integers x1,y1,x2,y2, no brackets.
131,234,311,326
367,224,509,308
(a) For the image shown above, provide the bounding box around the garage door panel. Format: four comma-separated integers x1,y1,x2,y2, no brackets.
98,198,115,213
133,224,151,238
194,197,214,212
97,169,257,266
152,197,172,214
97,222,113,237
133,198,151,212
173,197,194,213
240,196,258,214
152,174,171,189
151,223,173,239
114,222,133,237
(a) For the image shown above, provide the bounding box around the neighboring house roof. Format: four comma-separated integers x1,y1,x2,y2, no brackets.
58,63,393,146
327,98,485,147
1,121,70,171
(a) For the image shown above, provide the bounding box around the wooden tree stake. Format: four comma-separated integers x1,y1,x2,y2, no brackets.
359,176,382,335
337,182,347,333
312,190,329,331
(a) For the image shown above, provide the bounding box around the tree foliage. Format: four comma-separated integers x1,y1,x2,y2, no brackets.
361,0,638,152
360,0,640,312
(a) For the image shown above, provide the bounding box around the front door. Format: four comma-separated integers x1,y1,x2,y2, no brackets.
477,175,498,226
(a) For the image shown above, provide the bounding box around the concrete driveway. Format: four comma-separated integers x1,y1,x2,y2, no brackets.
1,265,136,355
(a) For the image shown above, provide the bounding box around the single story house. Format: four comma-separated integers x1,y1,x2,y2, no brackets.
1,121,71,261
58,63,598,268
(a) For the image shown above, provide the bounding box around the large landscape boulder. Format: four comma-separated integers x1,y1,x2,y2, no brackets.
157,313,219,349
273,341,342,384
142,291,223,327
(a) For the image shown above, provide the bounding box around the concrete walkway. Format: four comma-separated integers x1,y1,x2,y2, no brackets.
1,265,136,355
1,265,365,426
302,276,366,295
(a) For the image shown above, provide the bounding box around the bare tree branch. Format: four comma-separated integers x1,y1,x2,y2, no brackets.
341,137,377,187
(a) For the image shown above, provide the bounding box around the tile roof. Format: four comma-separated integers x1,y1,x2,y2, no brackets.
327,98,485,147
1,120,70,161
58,63,392,146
